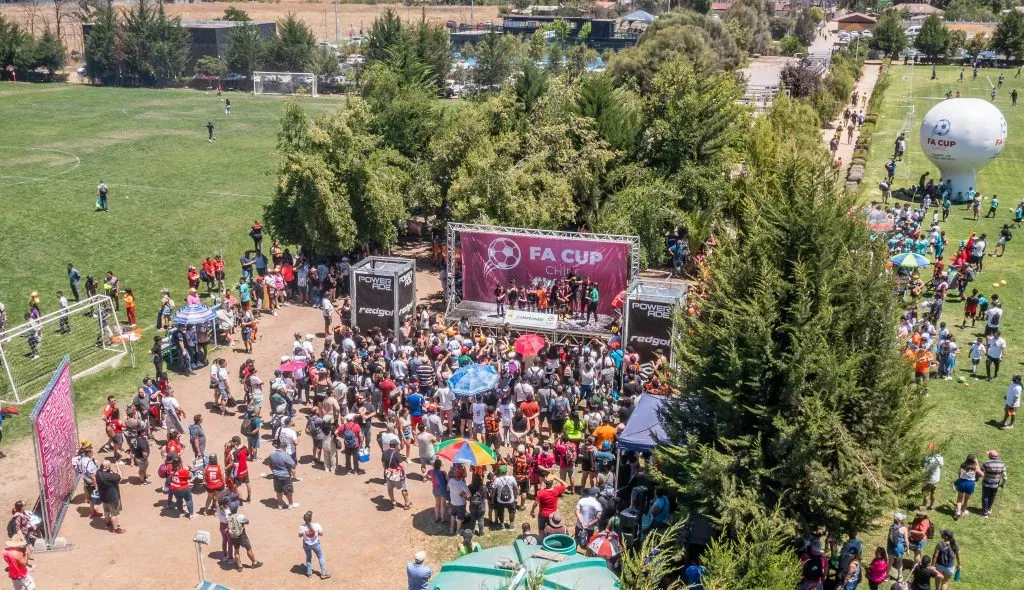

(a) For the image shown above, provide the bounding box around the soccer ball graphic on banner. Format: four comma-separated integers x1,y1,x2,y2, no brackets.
919,97,1007,199
487,237,522,270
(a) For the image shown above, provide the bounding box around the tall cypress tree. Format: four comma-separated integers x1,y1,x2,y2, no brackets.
657,101,925,536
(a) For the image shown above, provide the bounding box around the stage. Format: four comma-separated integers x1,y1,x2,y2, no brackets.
445,300,619,343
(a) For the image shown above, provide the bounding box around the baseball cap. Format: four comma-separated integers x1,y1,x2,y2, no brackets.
414,551,426,563
988,449,1000,458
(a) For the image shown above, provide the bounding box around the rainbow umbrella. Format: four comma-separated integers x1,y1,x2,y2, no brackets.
435,438,498,466
890,252,931,269
514,333,547,357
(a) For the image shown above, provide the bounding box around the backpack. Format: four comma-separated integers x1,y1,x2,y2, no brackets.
496,479,515,504
909,518,930,542
227,513,244,538
936,542,955,568
240,416,255,436
341,425,359,450
551,397,569,421
6,516,17,538
563,443,577,466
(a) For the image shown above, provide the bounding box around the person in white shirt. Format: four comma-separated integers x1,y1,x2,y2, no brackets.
302,334,316,357
1002,374,1022,430
278,417,300,462
435,384,454,435
299,511,329,579
57,291,71,333
986,332,1007,381
574,487,603,547
922,444,944,510
321,296,334,335
970,337,986,375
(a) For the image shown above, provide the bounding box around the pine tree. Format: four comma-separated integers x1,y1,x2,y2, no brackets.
656,104,925,536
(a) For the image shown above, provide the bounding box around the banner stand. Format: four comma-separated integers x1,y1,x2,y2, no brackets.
350,257,417,341
29,356,80,552
623,280,687,366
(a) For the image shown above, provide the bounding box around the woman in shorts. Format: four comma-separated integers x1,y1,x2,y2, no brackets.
932,530,960,589
953,453,984,519
429,458,449,523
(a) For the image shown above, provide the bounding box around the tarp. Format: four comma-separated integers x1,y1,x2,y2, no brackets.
622,9,656,22
618,393,679,451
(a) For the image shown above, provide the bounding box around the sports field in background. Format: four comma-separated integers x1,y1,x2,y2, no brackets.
862,64,1024,587
0,84,349,435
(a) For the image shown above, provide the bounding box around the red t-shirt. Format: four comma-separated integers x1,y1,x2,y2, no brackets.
169,467,191,491
166,440,184,456
3,548,28,580
204,465,225,490
536,485,566,517
281,264,295,283
379,379,397,398
102,403,116,423
521,401,540,418
235,446,249,478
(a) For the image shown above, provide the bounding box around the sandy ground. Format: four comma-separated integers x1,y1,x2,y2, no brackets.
0,245,445,590
0,1,501,56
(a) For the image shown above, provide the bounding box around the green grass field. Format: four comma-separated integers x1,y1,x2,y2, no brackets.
862,64,1024,587
0,84,350,438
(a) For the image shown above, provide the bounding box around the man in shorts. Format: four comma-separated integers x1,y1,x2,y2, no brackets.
230,436,252,503
224,502,262,572
268,445,299,509
1001,374,1022,429
382,439,411,509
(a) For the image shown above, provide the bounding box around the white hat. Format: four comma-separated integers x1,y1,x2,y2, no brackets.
517,444,525,453
414,550,426,563
280,356,290,363
305,334,314,341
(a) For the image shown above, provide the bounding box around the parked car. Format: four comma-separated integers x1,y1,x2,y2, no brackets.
860,29,873,39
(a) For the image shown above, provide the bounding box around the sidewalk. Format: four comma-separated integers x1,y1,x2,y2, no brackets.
821,61,883,171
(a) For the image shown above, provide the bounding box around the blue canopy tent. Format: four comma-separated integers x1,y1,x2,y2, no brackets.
616,393,681,485
171,303,219,350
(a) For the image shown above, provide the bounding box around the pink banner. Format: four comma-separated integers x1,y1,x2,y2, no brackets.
460,231,629,316
30,359,78,542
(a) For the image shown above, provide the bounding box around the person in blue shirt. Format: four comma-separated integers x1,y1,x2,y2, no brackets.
406,390,425,423
645,486,671,531
683,558,707,590
406,551,432,590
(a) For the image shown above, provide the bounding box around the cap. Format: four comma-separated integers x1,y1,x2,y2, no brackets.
894,512,906,522
498,465,508,474
344,413,356,422
601,441,611,451
461,529,474,540
988,449,999,458
231,435,242,444
589,487,600,497
414,551,426,563
548,513,564,526
517,444,526,453
80,439,93,451
305,334,314,341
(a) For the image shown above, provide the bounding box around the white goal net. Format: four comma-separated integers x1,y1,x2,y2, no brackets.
253,71,318,97
0,295,128,405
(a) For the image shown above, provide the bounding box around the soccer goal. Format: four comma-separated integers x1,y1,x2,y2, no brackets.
0,295,128,405
253,72,318,97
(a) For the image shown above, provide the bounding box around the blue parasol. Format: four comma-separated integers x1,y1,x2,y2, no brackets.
173,304,216,325
448,363,499,398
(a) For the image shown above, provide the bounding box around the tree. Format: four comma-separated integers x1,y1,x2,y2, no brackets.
269,12,315,71
687,0,712,14
967,33,989,57
793,9,817,46
778,35,806,56
780,62,820,98
991,9,1024,59
308,46,340,79
83,0,118,81
365,8,409,65
0,15,29,74
699,502,802,590
220,6,251,22
195,55,227,77
120,0,158,84
34,28,67,74
914,14,950,59
871,12,908,56
513,61,549,115
949,29,968,54
470,33,517,88
607,10,744,91
573,73,641,152
639,56,746,175
413,21,452,89
150,3,190,84
655,105,924,535
595,172,684,267
227,22,267,75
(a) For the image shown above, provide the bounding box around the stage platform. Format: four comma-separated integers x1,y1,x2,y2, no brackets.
445,300,618,344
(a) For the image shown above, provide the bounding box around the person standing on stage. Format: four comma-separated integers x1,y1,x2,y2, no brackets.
507,280,519,311
494,283,507,317
585,282,599,324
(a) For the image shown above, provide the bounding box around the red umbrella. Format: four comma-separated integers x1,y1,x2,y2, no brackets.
279,360,306,372
514,334,547,357
586,529,622,559
611,290,626,310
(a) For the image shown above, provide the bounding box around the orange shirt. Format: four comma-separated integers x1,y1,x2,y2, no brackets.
593,424,617,448
914,351,933,374
521,401,540,418
204,464,225,490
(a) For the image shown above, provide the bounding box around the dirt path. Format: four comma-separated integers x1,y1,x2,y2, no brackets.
0,256,445,589
822,60,883,168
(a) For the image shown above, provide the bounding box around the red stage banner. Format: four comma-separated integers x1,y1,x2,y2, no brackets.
460,231,629,316
30,357,79,544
